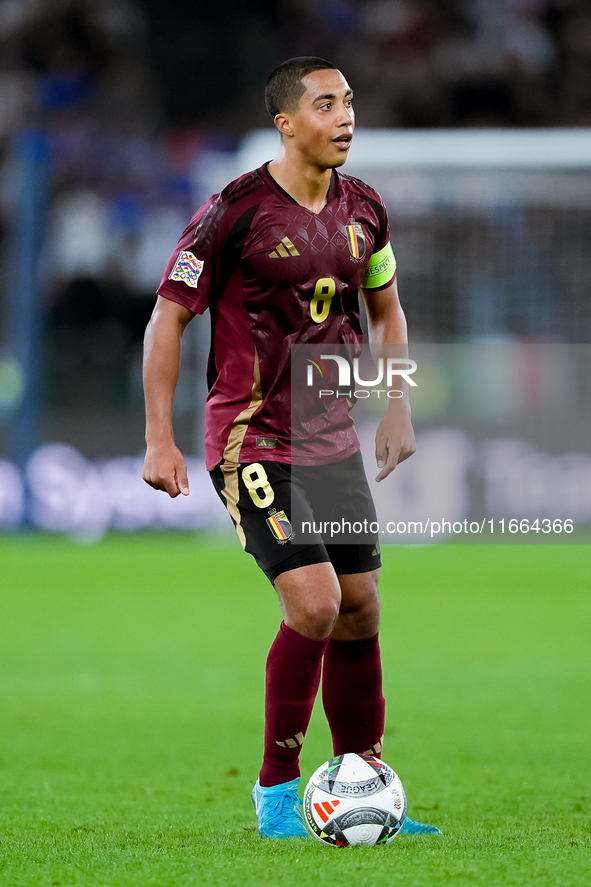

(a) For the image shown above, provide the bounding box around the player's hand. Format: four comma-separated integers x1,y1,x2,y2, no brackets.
142,443,190,497
375,407,416,482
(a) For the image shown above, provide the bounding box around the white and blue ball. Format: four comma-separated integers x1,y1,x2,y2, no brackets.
303,753,406,847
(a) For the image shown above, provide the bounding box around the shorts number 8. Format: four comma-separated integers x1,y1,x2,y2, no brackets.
242,463,275,508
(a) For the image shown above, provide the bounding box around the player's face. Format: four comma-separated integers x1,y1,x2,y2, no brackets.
289,69,355,169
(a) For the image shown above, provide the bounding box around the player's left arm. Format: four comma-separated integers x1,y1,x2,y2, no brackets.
362,276,416,482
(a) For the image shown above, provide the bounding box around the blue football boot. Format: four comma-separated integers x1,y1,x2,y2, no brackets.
251,778,309,838
400,815,441,835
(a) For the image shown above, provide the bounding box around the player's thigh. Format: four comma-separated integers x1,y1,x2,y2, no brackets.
302,451,378,528
338,569,381,613
210,459,331,584
302,450,382,576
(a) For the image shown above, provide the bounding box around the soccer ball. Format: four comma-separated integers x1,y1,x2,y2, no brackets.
303,753,406,847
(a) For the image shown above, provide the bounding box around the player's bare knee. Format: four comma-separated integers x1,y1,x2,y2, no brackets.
359,592,381,622
287,597,340,639
345,598,380,637
335,575,381,637
312,598,340,636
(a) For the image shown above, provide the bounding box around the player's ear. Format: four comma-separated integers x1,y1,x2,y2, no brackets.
274,112,294,139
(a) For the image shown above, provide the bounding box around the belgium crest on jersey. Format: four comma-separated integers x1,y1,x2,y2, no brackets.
346,223,367,261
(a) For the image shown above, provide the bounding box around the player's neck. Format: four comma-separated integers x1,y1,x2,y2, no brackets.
268,153,333,214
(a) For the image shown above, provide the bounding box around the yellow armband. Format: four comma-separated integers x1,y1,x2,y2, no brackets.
361,242,397,289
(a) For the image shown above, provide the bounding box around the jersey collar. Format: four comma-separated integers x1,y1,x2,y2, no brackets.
259,162,339,209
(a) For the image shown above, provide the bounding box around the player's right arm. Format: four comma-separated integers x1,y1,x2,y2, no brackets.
142,295,195,497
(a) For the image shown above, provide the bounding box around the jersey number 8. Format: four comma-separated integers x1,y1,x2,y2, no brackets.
242,463,275,508
310,278,335,324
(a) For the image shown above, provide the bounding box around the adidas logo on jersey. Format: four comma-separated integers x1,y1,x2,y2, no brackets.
269,236,299,258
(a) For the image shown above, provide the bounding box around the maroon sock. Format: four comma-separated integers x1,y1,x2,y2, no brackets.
322,633,385,757
259,622,329,787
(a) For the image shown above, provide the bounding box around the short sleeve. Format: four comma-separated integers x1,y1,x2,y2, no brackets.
361,198,397,291
157,197,219,315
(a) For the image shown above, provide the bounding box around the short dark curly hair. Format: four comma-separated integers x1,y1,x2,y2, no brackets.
265,56,337,119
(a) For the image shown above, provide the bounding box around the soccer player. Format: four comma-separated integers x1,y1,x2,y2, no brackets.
142,57,439,839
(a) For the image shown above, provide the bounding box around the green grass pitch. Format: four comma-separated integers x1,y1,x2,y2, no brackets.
0,533,589,886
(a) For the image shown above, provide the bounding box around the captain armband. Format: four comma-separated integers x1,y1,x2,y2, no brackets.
361,242,397,289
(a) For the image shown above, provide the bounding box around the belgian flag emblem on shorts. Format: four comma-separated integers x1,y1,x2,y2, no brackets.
346,223,366,260
266,510,294,543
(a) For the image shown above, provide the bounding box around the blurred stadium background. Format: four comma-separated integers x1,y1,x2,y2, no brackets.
1,0,591,534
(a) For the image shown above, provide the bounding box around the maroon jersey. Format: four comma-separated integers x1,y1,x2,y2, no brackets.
157,163,396,470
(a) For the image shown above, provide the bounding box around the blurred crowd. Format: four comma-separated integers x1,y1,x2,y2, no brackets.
262,0,591,129
144,0,591,132
0,0,590,418
0,0,194,413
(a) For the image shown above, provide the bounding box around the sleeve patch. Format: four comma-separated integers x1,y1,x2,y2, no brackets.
169,250,204,288
361,242,396,289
